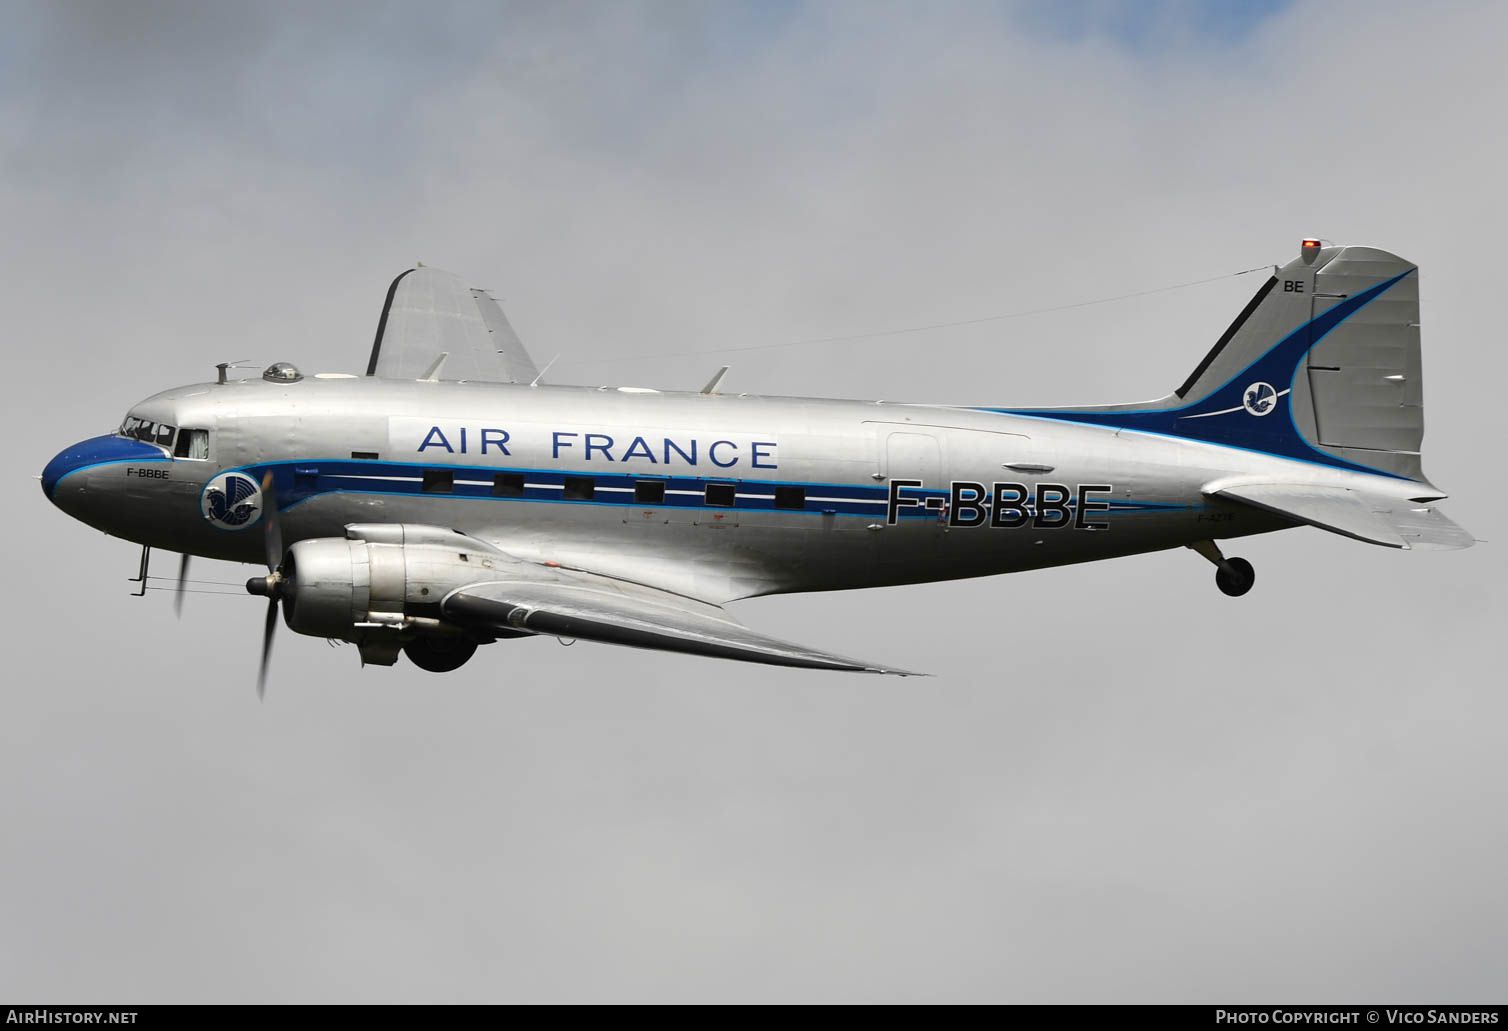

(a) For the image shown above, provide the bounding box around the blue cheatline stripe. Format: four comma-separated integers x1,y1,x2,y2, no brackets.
42,434,170,498
49,445,1203,521
219,458,1194,521
50,455,169,492
976,268,1418,480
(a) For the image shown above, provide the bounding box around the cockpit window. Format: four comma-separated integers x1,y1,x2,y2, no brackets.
117,414,207,456
119,416,176,449
174,429,210,460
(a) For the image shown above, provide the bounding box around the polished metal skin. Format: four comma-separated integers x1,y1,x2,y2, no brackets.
40,243,1471,676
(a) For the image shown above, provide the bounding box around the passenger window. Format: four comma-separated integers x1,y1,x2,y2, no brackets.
494,473,525,497
563,476,595,501
704,482,736,507
174,429,210,459
351,451,379,461
422,469,453,493
635,480,666,505
774,486,805,510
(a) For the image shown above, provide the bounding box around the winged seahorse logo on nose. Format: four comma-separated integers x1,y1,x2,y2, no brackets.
1243,381,1278,416
201,472,263,529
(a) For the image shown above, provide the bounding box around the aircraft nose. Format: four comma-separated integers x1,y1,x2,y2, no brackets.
41,434,164,504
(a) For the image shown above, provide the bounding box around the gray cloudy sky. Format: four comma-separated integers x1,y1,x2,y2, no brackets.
3,0,1504,1003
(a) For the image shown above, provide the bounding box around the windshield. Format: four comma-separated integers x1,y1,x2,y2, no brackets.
118,415,176,449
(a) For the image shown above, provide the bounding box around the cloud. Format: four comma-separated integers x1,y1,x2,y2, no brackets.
3,0,1504,1002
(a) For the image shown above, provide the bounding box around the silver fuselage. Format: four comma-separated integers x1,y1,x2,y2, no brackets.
50,376,1422,603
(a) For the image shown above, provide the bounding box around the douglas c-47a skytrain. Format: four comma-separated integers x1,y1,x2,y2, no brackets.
41,240,1472,692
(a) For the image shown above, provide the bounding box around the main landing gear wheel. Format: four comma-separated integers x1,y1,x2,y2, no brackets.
403,636,478,673
1215,556,1256,598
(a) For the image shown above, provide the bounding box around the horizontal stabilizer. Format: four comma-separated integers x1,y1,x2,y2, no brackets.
442,577,919,675
1211,483,1474,551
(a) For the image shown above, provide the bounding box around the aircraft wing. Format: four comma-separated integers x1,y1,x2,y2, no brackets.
440,567,918,675
366,267,540,384
1210,483,1474,550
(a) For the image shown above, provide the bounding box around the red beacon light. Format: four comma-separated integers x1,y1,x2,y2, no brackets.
1302,238,1322,249
1300,238,1323,264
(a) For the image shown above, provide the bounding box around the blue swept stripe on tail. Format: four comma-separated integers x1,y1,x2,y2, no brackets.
981,267,1417,479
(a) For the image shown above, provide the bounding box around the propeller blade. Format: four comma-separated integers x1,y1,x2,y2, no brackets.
261,470,282,572
174,552,191,619
258,596,277,700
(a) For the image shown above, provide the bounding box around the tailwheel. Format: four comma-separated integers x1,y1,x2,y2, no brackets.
403,635,478,673
1215,556,1255,597
1189,540,1256,598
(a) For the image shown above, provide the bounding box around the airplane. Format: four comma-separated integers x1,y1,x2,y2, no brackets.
40,239,1473,693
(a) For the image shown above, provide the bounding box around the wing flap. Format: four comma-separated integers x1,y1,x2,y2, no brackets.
367,267,538,383
1212,483,1473,550
443,576,918,675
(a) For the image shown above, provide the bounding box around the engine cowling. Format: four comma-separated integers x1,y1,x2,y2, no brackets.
276,524,502,646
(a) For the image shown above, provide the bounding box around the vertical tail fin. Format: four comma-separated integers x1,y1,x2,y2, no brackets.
1003,243,1427,481
1170,243,1422,479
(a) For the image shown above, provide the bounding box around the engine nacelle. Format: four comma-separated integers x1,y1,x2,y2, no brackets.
279,524,501,643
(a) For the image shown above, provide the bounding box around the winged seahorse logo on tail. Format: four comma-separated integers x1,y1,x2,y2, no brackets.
1243,381,1277,416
